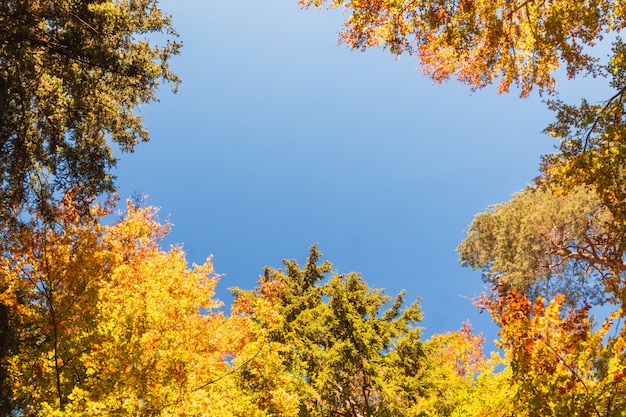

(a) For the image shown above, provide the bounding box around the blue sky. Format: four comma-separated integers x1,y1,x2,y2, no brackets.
114,0,569,346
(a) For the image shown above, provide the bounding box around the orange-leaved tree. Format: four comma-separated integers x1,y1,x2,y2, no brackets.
300,0,617,96
479,287,626,417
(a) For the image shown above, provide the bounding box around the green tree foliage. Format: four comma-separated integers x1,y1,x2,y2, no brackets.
0,0,180,222
540,57,626,232
233,245,427,417
457,185,623,307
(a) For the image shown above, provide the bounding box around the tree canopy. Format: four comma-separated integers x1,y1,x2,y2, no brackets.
299,0,619,96
0,0,180,222
479,287,626,416
232,245,427,417
0,197,236,415
457,185,622,307
2,0,626,414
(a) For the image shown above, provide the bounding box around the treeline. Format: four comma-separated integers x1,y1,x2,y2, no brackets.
2,0,626,415
1,193,624,415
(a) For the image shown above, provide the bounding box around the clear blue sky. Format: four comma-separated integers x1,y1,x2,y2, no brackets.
114,0,571,346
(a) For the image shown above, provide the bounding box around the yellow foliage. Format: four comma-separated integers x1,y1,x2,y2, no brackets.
0,196,290,416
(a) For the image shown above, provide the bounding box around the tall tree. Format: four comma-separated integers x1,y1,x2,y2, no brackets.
457,185,623,308
0,2,181,409
233,245,426,417
0,196,255,416
0,0,180,222
459,183,626,413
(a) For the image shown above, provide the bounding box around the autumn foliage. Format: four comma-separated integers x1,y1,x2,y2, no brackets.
481,287,626,416
300,0,615,96
2,0,626,415
0,197,240,415
3,193,624,415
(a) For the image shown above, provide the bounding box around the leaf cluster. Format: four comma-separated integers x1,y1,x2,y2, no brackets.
481,287,626,417
0,196,237,416
233,245,427,417
0,0,180,223
300,0,616,96
458,185,620,307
